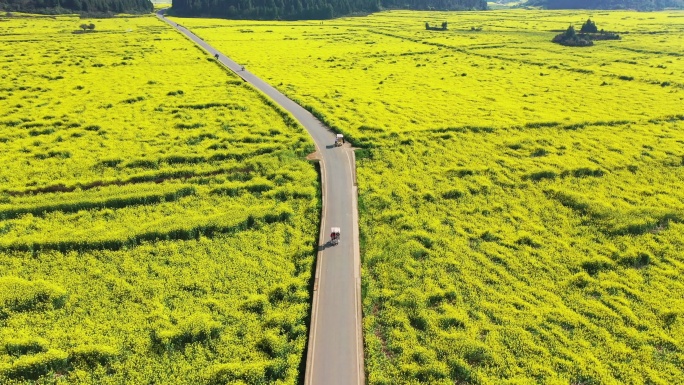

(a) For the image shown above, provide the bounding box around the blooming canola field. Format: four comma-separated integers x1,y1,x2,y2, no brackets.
173,10,684,385
0,15,318,384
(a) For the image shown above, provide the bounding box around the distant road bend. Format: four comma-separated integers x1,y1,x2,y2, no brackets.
156,10,365,385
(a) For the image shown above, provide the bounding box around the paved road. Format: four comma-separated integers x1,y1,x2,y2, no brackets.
156,11,364,385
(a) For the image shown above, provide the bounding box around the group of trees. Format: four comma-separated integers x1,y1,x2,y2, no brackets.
170,0,486,19
79,22,95,30
526,0,683,10
425,21,448,30
552,25,593,46
0,0,152,14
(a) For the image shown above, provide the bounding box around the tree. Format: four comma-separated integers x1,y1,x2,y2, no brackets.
564,24,576,38
80,23,88,31
580,18,598,33
87,22,95,30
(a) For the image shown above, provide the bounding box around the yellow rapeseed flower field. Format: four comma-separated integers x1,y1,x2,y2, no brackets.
174,10,684,384
0,14,318,384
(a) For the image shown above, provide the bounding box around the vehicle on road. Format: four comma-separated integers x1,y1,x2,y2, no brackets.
334,134,344,147
330,227,341,245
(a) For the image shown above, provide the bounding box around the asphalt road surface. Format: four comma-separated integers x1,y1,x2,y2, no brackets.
156,11,364,385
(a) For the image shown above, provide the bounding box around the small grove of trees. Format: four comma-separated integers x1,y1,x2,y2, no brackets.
79,23,95,32
425,21,448,31
552,25,593,47
552,20,620,47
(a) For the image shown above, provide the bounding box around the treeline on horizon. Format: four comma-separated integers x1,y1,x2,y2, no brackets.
170,0,487,20
0,0,153,14
526,0,684,10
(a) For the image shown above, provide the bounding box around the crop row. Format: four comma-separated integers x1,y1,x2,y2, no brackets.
0,186,195,220
3,166,251,196
0,206,294,254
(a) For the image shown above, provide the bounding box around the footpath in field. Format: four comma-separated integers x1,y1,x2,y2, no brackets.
157,11,365,385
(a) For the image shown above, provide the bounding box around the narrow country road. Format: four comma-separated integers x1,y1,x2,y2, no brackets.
156,11,365,385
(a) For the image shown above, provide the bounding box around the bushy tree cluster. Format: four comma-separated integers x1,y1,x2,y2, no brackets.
425,21,448,30
552,21,620,47
170,0,485,20
79,22,95,31
552,25,593,46
0,0,153,14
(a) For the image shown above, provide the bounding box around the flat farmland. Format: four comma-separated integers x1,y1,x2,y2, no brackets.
173,10,684,384
0,15,318,384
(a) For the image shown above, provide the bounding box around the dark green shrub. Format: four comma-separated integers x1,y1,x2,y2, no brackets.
97,158,122,167
123,159,158,169
69,345,118,367
463,343,492,366
618,252,651,268
526,170,557,181
174,122,204,130
662,311,678,327
3,337,48,356
515,235,541,248
438,316,466,330
479,231,501,242
531,148,548,157
28,128,55,136
240,295,268,315
580,257,614,275
152,314,221,350
256,332,282,358
447,357,473,382
409,313,429,331
572,167,605,178
568,272,593,288
442,189,465,200
121,96,145,104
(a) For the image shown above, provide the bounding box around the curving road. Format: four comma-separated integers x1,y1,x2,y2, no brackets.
156,11,365,385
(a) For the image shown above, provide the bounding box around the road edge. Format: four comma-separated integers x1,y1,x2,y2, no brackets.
350,149,365,385
304,154,326,385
